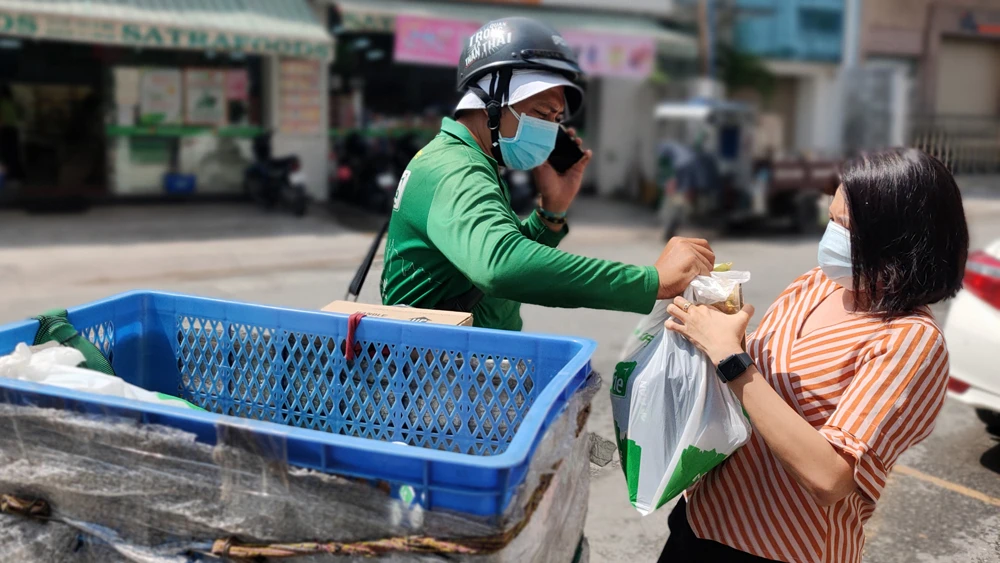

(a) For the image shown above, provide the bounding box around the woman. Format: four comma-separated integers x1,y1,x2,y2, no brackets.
658,148,968,563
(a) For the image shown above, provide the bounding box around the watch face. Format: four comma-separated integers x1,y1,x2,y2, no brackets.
723,361,741,379
719,353,752,382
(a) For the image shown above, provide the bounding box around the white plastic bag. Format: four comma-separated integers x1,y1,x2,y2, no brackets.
610,271,752,515
0,343,204,411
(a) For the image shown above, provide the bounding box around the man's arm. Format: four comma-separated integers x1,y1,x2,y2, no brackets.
519,210,566,248
427,162,658,314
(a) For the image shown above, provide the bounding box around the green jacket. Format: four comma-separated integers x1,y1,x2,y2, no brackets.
380,118,658,331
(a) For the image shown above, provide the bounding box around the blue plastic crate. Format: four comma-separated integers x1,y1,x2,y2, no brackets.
163,173,196,194
0,291,594,517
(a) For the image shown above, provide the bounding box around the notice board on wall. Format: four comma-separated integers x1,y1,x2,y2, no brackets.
279,58,323,135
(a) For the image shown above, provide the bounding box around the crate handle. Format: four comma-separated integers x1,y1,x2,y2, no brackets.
344,312,365,362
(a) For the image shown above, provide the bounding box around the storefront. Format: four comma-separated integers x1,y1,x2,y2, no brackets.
0,0,332,206
325,0,697,198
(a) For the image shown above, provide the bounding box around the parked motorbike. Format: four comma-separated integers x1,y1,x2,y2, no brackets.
330,132,422,214
245,131,308,217
368,146,400,213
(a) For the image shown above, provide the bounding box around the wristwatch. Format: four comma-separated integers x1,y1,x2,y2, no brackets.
716,353,754,383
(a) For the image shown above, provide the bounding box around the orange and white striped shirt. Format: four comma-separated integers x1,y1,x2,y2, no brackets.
686,268,950,563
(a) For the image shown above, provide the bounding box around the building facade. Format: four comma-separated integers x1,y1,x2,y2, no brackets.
0,0,699,205
325,0,698,199
0,0,333,206
731,0,845,158
863,0,1000,173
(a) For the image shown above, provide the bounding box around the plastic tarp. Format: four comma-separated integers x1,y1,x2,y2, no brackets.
0,374,599,562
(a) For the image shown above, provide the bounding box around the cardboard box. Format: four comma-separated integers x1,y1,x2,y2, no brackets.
321,301,473,327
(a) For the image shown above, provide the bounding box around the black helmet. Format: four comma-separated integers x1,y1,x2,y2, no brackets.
457,17,586,164
458,17,585,113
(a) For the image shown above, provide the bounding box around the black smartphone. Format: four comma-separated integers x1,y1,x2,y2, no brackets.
548,126,585,174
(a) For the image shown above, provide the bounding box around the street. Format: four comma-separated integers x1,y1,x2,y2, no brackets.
1,195,999,562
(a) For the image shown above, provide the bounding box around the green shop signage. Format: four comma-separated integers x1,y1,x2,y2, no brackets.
0,12,38,35
0,11,331,60
341,12,395,33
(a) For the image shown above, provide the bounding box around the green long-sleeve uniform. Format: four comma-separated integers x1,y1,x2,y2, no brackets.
380,118,659,331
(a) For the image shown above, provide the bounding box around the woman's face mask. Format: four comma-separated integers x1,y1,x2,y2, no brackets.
498,109,558,170
818,220,854,290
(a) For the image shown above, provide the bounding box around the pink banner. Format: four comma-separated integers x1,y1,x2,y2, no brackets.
225,69,249,101
393,15,481,67
391,15,656,79
561,31,656,80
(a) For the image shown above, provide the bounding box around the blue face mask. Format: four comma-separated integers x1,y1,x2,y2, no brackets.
818,220,854,290
498,110,559,170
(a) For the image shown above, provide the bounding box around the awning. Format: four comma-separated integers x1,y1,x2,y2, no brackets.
655,99,754,120
0,0,333,60
333,0,697,60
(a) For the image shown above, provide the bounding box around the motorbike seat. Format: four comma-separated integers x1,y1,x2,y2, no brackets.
269,156,299,170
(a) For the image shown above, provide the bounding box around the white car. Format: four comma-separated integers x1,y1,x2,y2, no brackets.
944,240,1000,431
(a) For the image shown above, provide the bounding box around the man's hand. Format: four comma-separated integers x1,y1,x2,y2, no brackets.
654,237,715,299
533,127,592,214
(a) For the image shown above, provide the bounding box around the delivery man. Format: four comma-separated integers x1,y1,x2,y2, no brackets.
381,17,714,331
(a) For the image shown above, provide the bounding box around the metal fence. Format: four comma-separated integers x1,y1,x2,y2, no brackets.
910,114,1000,175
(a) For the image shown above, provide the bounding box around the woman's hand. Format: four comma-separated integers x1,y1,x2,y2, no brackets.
668,296,857,507
665,297,755,366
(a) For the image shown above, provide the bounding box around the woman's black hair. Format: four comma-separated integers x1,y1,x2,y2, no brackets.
840,148,969,319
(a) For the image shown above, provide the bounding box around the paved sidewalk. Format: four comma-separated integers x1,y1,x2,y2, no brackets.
0,203,378,320
2,194,1000,563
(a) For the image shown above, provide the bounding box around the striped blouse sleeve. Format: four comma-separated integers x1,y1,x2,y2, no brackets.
819,322,949,503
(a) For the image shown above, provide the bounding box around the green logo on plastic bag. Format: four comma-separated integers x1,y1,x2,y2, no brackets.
614,421,642,505
655,446,728,509
610,361,636,398
632,329,655,347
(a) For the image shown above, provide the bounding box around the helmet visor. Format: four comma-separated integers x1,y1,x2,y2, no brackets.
456,69,585,119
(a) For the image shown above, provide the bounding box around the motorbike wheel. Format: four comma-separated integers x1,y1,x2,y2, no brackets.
977,409,1000,435
245,176,273,210
291,186,308,218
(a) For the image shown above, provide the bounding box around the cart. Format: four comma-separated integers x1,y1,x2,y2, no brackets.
0,292,597,562
654,98,838,236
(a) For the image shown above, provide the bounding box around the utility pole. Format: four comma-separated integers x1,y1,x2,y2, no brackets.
693,0,721,99
833,0,862,155
697,0,716,78
697,0,710,77
841,0,861,70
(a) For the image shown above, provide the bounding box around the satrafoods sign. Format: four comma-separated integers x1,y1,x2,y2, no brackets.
0,11,331,59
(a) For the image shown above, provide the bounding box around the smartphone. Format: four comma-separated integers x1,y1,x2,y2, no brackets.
548,126,585,174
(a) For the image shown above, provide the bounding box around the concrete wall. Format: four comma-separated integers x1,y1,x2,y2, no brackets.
865,0,1000,32
936,37,1000,115
540,0,675,17
864,0,1000,56
732,77,799,155
760,60,841,156
862,0,1000,114
263,56,331,202
588,78,660,198
260,0,331,202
